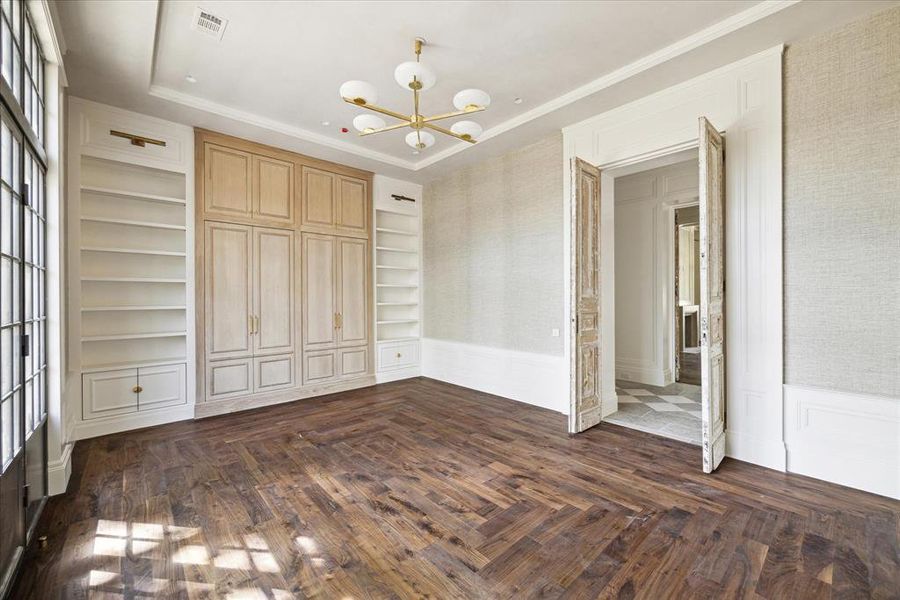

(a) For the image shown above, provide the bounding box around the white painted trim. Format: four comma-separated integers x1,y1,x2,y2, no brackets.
563,46,785,471
148,85,416,170
376,366,421,384
419,2,797,170
48,442,73,496
146,2,797,172
70,404,195,442
422,338,567,414
784,385,900,500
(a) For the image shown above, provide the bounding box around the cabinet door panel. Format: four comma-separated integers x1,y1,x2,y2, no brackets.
302,234,337,349
304,351,336,384
207,358,253,401
337,176,368,234
253,227,294,355
339,347,368,378
204,144,252,218
254,354,295,392
138,364,186,410
82,369,138,420
205,222,253,360
254,156,294,225
301,167,336,228
338,237,368,346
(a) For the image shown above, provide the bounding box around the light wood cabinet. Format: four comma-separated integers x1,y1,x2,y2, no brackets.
302,233,369,351
204,221,295,400
196,129,373,414
205,222,253,360
301,166,369,237
338,237,369,346
253,155,294,226
204,143,252,219
204,143,296,226
253,227,294,355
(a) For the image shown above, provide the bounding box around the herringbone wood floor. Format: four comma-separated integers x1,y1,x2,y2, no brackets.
11,377,900,598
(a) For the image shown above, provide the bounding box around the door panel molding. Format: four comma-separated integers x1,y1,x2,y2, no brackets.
569,158,603,433
699,116,727,473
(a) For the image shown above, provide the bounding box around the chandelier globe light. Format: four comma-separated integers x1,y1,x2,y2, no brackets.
450,120,483,141
394,61,437,91
352,114,386,133
339,80,378,106
405,130,435,149
453,89,492,112
339,37,489,151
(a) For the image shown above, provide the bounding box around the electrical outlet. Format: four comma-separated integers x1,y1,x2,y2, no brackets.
551,328,560,337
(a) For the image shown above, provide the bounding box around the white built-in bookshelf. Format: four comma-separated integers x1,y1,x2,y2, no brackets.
69,97,194,440
373,176,422,381
79,157,188,370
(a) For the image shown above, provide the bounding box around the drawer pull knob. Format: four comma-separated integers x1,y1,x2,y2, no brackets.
133,385,143,394
396,352,402,358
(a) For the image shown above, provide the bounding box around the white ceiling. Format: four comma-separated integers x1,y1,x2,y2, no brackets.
56,0,898,182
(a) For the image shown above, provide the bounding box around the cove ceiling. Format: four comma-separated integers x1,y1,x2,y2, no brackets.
56,0,898,180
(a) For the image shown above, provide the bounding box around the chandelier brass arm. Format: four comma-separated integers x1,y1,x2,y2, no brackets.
339,38,489,150
423,121,477,144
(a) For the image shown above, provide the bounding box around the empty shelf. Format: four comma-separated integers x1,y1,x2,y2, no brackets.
81,276,186,283
377,319,419,325
81,247,187,257
376,227,418,236
376,246,417,254
81,216,186,230
81,305,187,312
81,185,186,205
81,332,186,342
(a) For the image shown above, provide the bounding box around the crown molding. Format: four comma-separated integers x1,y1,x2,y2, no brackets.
148,84,418,170
148,0,799,173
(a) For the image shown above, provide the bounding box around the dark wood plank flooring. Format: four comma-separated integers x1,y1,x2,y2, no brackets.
678,351,701,386
11,377,899,599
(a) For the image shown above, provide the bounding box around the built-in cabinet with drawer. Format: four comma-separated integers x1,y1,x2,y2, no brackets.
69,97,196,440
196,129,373,417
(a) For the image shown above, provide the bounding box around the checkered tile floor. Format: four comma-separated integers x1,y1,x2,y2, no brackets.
605,380,702,445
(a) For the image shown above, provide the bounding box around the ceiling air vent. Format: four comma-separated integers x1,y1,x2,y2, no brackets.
191,7,228,41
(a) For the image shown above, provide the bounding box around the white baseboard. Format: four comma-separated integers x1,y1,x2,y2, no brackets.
784,384,899,500
376,366,420,384
71,404,195,441
48,442,73,496
422,338,568,414
725,429,786,472
615,360,670,387
601,386,618,418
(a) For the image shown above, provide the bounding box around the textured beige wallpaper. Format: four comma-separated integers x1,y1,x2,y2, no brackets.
424,134,564,355
784,6,900,397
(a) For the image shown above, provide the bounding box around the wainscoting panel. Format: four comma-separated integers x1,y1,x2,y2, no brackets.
784,384,899,499
422,338,568,414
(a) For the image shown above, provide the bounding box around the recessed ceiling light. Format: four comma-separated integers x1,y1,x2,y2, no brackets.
513,97,523,104
321,120,330,126
185,74,197,84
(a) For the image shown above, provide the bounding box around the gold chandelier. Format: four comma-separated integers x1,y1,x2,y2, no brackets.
340,38,491,151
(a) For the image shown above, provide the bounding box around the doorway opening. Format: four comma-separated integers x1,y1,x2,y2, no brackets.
603,151,704,446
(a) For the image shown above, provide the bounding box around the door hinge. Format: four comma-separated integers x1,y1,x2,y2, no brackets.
21,334,30,357
22,484,29,507
22,183,29,207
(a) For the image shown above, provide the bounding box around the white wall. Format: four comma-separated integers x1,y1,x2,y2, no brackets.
613,158,698,386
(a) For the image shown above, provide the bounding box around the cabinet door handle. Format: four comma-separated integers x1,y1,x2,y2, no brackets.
255,315,260,334
132,385,142,394
249,315,255,335
396,352,402,359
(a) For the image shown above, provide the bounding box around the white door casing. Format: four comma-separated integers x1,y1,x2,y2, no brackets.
699,117,727,473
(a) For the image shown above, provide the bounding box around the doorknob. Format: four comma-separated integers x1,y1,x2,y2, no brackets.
132,385,142,394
